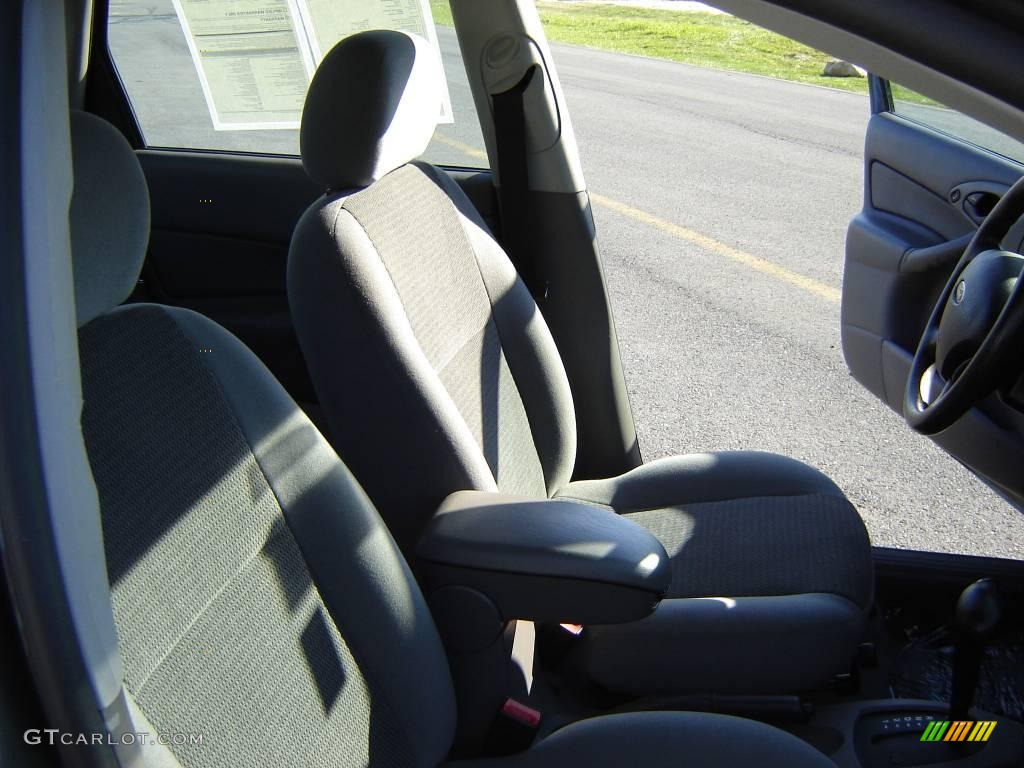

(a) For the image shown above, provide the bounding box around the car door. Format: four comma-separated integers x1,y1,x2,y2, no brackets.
842,76,1024,506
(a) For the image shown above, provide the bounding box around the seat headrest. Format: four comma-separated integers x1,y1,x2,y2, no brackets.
69,110,150,327
300,30,443,190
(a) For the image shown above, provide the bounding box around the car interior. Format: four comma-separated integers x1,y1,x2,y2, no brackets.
2,1,1023,767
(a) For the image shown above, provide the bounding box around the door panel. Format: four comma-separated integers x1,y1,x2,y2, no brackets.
133,151,497,413
843,83,1024,505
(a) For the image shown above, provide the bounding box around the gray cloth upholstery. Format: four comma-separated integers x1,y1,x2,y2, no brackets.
558,452,873,606
289,162,576,553
625,496,869,603
70,107,841,768
79,304,451,767
69,110,149,326
288,30,872,697
301,30,442,190
561,450,847,508
425,165,577,495
558,453,872,693
167,304,458,763
451,712,836,768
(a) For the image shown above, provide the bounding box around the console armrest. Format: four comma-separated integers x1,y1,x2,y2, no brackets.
416,491,670,625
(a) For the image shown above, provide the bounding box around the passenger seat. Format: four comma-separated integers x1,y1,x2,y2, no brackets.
287,30,874,696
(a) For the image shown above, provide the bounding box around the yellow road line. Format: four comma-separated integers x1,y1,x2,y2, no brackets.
433,132,489,162
589,192,841,303
431,133,841,304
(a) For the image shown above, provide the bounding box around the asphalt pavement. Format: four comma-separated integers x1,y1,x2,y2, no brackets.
540,44,1023,560
108,5,1024,560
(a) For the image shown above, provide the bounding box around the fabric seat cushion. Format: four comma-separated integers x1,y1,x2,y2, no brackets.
624,495,868,603
559,451,872,606
558,452,872,695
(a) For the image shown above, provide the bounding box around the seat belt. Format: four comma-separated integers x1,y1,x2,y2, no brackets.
492,66,547,300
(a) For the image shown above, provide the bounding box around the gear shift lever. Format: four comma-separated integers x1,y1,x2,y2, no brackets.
950,579,1001,722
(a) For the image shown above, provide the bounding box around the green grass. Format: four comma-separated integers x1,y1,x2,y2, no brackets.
430,0,453,25
429,1,934,104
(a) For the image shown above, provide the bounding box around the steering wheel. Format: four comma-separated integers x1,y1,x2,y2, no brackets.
904,175,1024,435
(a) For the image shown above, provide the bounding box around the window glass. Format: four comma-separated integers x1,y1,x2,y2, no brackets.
890,84,1024,164
107,0,487,167
535,6,1024,561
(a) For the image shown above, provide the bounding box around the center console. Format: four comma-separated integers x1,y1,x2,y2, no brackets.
798,699,1023,768
801,579,1023,767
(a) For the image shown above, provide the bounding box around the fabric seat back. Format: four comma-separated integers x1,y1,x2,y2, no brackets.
289,31,577,553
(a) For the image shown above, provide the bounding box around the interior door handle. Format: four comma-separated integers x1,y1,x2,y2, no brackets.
963,191,1000,225
950,181,1009,226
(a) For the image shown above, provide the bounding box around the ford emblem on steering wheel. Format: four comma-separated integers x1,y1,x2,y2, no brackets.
953,280,967,305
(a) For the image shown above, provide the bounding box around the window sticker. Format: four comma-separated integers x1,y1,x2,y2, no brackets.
171,0,453,131
296,0,453,123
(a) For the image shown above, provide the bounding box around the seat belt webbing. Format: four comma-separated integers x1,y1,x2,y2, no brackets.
492,66,546,300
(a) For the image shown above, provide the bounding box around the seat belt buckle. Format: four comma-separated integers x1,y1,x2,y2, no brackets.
502,698,542,728
559,622,584,636
484,698,541,756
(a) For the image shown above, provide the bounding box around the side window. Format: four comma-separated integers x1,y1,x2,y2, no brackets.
106,0,487,168
886,81,1024,164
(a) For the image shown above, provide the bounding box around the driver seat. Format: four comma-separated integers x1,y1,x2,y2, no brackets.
288,30,873,695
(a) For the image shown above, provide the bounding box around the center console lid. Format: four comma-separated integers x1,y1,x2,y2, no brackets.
417,491,670,625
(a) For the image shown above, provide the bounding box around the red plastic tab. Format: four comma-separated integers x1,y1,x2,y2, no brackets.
501,698,542,728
